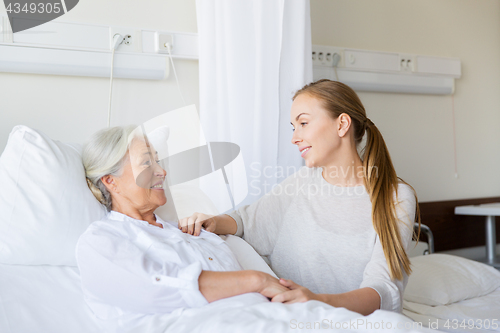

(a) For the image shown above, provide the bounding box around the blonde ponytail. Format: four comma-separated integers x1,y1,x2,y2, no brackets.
293,79,421,280
362,121,421,280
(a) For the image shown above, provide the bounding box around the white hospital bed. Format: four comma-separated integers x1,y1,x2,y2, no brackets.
0,125,498,333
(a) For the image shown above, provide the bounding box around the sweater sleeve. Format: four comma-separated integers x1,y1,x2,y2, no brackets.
359,184,416,313
226,168,306,256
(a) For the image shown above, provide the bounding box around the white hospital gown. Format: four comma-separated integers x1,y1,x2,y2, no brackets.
75,210,245,321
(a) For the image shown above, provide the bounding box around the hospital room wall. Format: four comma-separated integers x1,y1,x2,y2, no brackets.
1,1,499,205
311,0,500,203
0,0,199,154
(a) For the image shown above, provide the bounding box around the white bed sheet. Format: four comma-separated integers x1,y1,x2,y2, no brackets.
0,263,101,333
0,263,440,333
403,287,500,333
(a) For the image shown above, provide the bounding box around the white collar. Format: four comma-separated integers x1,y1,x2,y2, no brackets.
106,211,224,245
107,210,169,228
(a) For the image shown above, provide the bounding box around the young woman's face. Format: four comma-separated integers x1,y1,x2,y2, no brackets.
290,94,340,168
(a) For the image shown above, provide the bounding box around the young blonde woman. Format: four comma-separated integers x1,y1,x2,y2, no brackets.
179,79,420,315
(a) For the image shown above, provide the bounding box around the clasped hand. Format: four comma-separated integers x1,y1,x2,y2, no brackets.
248,273,321,304
272,278,321,304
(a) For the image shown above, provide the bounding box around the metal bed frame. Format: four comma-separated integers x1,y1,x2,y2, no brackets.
414,223,434,254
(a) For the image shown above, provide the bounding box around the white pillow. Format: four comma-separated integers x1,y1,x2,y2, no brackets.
0,126,107,266
404,254,500,306
221,234,278,278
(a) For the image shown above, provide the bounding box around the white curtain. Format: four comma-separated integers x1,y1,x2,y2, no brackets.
196,0,313,209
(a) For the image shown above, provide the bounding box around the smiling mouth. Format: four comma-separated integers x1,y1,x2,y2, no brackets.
300,147,311,157
150,183,164,189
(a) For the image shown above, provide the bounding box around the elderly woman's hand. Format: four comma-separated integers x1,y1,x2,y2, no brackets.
178,212,216,236
254,271,291,299
271,279,322,304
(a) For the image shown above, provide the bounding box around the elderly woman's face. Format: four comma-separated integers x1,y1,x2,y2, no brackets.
112,138,167,210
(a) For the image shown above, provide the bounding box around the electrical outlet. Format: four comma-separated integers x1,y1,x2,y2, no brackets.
109,27,141,52
156,33,174,54
399,54,415,72
312,45,345,68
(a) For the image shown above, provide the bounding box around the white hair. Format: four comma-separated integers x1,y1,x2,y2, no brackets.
83,126,136,211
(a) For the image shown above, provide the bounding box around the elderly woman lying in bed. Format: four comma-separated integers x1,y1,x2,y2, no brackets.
76,126,288,321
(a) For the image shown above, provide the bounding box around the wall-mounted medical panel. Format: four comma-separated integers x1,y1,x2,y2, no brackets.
0,15,199,58
10,20,110,51
0,44,168,80
335,69,454,95
313,45,461,95
416,56,461,78
0,15,198,79
344,49,401,72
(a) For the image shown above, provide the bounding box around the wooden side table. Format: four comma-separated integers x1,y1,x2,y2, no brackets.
455,203,500,268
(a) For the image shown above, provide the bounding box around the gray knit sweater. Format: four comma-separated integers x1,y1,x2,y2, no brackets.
227,166,415,313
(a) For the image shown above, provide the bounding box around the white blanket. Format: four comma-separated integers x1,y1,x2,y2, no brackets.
119,295,439,333
0,263,439,333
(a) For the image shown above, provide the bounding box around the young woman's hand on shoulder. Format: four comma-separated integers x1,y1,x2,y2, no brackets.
178,212,216,236
179,213,238,236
